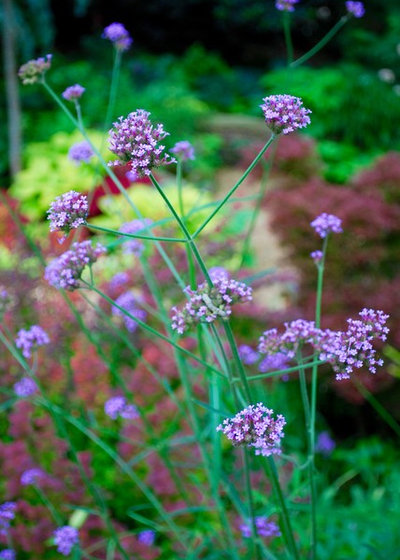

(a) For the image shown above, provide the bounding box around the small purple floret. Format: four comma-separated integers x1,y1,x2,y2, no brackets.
315,431,336,456
62,84,85,101
53,526,79,556
21,468,45,486
104,396,139,420
15,326,49,359
112,292,147,332
0,550,16,560
275,0,299,12
119,219,153,256
171,141,195,161
240,516,281,538
14,377,37,398
310,250,323,264
217,403,286,457
0,502,16,535
47,191,88,236
310,213,343,238
68,141,94,164
138,529,156,546
260,94,311,135
103,22,133,51
238,344,259,366
108,109,176,177
345,1,365,18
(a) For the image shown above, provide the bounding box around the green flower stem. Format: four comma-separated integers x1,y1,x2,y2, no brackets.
33,485,63,525
223,322,253,403
234,360,326,383
290,16,349,68
103,48,122,135
176,159,184,217
283,11,294,65
88,223,188,243
192,135,275,238
243,448,262,560
353,379,400,439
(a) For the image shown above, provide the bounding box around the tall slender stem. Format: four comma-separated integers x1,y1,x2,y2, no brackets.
283,11,294,65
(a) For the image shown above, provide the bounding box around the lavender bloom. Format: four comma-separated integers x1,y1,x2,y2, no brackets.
103,22,133,51
138,530,156,546
108,109,176,177
258,319,318,360
15,326,49,359
0,502,16,535
238,344,259,366
45,241,106,291
21,468,45,486
119,219,153,256
53,526,79,556
345,1,365,17
62,84,85,101
315,431,336,456
0,550,16,560
14,377,37,398
47,191,88,236
275,0,299,12
68,141,94,164
171,277,252,335
110,271,130,289
18,54,52,85
316,308,389,380
217,403,286,457
104,396,139,420
112,292,147,332
310,213,343,238
258,352,289,373
240,516,281,538
208,267,230,282
0,289,12,316
310,250,323,264
260,95,311,135
171,141,195,161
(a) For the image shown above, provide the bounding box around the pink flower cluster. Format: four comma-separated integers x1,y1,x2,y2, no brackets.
47,191,88,236
260,94,311,135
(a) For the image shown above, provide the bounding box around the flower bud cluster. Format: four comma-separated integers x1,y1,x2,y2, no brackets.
15,326,50,359
18,55,52,84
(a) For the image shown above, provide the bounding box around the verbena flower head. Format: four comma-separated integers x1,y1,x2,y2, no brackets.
108,109,176,177
110,271,129,289
240,516,281,538
345,1,365,17
119,219,153,256
171,141,195,161
47,191,88,237
310,250,323,264
315,431,336,456
62,84,85,101
316,308,389,380
53,526,79,556
15,326,49,359
0,288,12,316
18,54,52,84
0,550,16,560
258,352,289,373
112,292,147,332
103,22,133,51
21,468,45,486
310,213,343,238
0,502,16,535
68,141,94,164
104,396,139,420
260,95,311,135
171,277,252,335
208,267,230,282
138,530,156,546
275,0,299,12
258,319,318,360
45,241,106,291
14,377,37,398
217,403,286,457
238,344,259,366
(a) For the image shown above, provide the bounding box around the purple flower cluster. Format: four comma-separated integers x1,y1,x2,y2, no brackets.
345,1,365,18
238,344,259,365
310,213,343,238
315,431,336,456
53,526,79,556
112,292,147,332
104,396,139,420
171,277,252,335
47,191,88,236
68,141,94,164
45,241,106,291
275,0,299,12
0,502,16,535
238,344,289,373
260,95,311,135
310,250,323,264
138,530,156,546
240,516,281,539
0,288,12,316
18,54,52,85
109,271,129,289
15,325,49,359
119,219,153,256
0,550,15,560
258,309,389,381
103,22,133,51
171,141,195,161
108,109,176,177
62,84,85,101
14,377,37,398
21,468,45,486
217,403,286,457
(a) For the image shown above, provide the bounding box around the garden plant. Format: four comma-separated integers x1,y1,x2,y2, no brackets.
1,2,399,559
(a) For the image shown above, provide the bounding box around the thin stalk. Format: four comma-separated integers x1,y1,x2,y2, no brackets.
88,223,187,243
353,379,400,439
235,360,326,383
102,49,122,135
192,135,275,238
177,160,184,216
243,448,262,560
283,11,294,65
33,485,63,525
290,16,349,68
